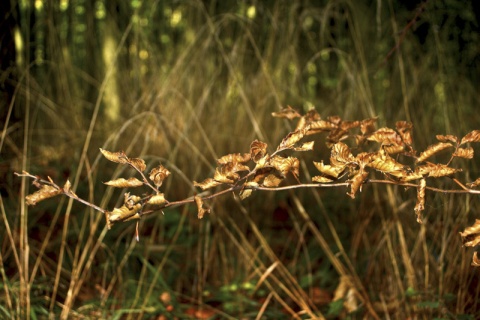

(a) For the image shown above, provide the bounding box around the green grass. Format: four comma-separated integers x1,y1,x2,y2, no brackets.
1,0,480,318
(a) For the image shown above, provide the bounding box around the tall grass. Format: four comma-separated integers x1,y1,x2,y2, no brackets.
1,0,479,318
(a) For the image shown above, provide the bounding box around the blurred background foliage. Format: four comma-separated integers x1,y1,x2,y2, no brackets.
1,0,480,318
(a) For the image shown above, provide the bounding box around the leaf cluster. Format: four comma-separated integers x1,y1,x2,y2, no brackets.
16,107,480,266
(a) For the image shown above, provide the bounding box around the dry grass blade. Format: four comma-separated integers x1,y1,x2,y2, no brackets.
414,178,426,223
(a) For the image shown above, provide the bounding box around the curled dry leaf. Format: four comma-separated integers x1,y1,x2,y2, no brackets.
416,142,453,163
194,178,223,190
367,127,402,145
339,120,360,131
149,165,171,188
436,134,459,144
330,142,354,166
26,185,62,206
472,252,480,267
250,140,268,163
360,117,377,135
239,188,253,200
128,158,147,172
100,148,146,171
467,177,480,188
271,105,302,119
194,196,210,219
278,127,308,149
312,176,334,183
147,193,167,205
425,164,461,178
293,140,314,151
217,153,251,165
347,170,369,199
414,178,426,223
383,144,404,154
366,152,406,176
307,119,337,134
213,167,236,184
124,193,141,209
99,148,128,164
326,128,348,145
460,219,480,247
262,173,284,188
63,180,78,197
396,121,413,145
108,203,142,224
460,130,480,145
328,115,342,125
104,177,144,188
270,155,299,177
313,161,346,179
453,147,474,159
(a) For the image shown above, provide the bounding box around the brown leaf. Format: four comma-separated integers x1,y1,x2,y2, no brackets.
239,188,253,200
453,147,474,159
63,180,78,197
25,185,62,205
360,117,377,135
262,173,284,187
307,120,337,134
460,130,480,145
460,219,480,247
147,193,167,205
194,196,210,219
99,148,128,164
340,120,360,131
347,170,368,199
330,142,354,166
194,178,223,190
472,252,480,267
104,177,144,188
401,171,424,182
149,165,171,188
416,142,453,163
414,178,426,223
270,155,299,177
366,152,406,176
217,153,251,164
326,128,349,145
214,162,248,184
293,141,315,151
312,176,334,183
108,204,142,224
396,121,413,145
467,177,480,188
367,128,402,145
124,193,142,209
425,163,461,178
250,140,268,163
128,158,147,172
278,128,308,149
271,105,302,119
327,115,342,125
313,161,346,178
436,134,459,144
383,144,405,154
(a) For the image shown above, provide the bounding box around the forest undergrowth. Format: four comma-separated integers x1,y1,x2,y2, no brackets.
1,0,480,319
